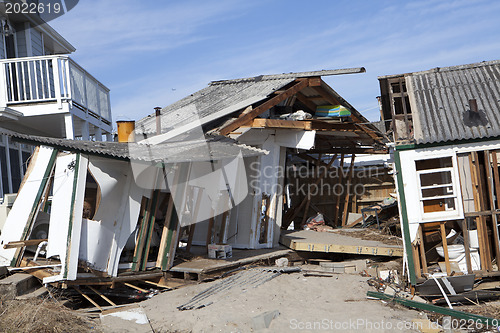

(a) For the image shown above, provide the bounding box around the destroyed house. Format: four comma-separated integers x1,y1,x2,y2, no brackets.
0,128,267,285
135,69,387,251
378,60,500,285
0,69,387,288
0,2,113,200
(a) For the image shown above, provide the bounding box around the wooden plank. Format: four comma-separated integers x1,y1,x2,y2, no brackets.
341,154,356,226
470,152,492,271
249,118,312,130
412,243,422,279
295,91,318,113
485,151,500,268
3,239,47,249
206,215,215,247
73,287,102,311
88,286,116,307
462,219,473,274
156,195,174,267
280,234,403,257
333,154,345,226
140,189,162,270
123,282,148,293
440,222,452,275
219,79,309,135
131,196,152,271
418,225,428,275
344,215,364,228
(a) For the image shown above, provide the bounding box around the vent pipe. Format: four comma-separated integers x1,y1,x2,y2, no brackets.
155,107,162,135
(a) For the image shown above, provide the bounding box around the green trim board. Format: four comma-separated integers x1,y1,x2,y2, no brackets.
131,196,152,271
140,190,161,271
395,135,500,151
393,149,416,285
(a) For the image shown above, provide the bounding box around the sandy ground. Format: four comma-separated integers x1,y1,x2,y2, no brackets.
138,268,425,333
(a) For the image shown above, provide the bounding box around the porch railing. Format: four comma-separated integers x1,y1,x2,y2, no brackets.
0,55,111,123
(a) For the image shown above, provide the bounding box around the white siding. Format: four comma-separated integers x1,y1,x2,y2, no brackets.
31,28,44,56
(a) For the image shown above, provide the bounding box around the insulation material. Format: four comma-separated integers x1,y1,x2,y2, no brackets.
0,146,56,266
45,153,88,282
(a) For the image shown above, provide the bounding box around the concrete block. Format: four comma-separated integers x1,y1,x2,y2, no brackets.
0,273,41,300
16,286,48,300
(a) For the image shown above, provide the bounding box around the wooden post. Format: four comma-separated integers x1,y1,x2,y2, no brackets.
412,243,422,279
341,154,356,226
333,154,345,226
440,222,452,275
486,151,500,270
470,152,492,271
461,218,473,274
417,225,428,275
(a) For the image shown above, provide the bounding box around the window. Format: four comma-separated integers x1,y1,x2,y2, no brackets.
415,156,460,219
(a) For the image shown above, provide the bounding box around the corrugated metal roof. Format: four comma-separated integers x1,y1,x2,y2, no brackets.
135,68,367,136
407,60,500,144
0,128,267,163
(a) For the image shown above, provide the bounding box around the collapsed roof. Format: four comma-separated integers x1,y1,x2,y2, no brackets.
136,69,387,154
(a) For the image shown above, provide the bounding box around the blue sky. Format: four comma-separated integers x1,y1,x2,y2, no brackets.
50,0,500,125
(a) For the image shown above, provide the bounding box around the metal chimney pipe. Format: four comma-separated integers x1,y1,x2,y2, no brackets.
469,99,478,113
116,120,135,143
155,107,162,135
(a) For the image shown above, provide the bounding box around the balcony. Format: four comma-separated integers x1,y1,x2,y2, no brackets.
0,55,112,134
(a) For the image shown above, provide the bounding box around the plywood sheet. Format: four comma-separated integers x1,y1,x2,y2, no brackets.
280,229,403,257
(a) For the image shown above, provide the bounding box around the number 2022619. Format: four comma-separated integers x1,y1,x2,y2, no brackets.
5,2,62,15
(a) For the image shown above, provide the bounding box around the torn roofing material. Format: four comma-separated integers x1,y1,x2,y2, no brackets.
0,128,268,163
385,60,500,145
135,68,368,136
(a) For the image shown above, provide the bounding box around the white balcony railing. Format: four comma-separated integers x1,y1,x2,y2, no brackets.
0,55,111,123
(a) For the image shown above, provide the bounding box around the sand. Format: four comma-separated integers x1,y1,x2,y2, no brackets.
139,268,424,332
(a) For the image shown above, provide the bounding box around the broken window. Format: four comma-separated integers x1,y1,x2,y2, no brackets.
416,156,459,217
83,170,101,220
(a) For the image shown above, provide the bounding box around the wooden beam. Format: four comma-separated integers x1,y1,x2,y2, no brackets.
295,92,318,113
219,79,309,135
485,151,500,268
462,219,473,274
341,154,356,226
333,154,345,226
88,286,117,307
123,282,148,293
249,118,312,130
417,225,428,275
73,287,102,311
4,239,47,249
440,222,452,275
